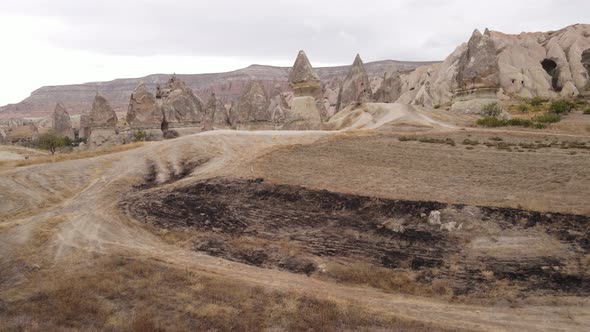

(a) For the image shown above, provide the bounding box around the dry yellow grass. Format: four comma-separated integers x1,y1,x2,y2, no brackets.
0,142,144,171
0,255,454,331
318,262,442,298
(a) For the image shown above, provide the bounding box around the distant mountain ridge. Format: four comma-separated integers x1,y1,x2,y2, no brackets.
0,60,439,119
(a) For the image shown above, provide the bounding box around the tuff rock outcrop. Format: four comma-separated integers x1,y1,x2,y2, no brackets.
321,77,342,120
283,51,323,130
202,93,217,131
235,80,271,128
157,76,204,128
336,54,373,112
288,50,321,97
87,94,119,148
268,84,290,128
89,94,118,128
79,114,90,139
51,102,74,139
399,24,590,112
374,67,402,103
126,82,163,129
456,29,500,91
214,103,231,128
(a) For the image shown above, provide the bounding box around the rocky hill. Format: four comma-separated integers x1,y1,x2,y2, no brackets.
0,60,437,119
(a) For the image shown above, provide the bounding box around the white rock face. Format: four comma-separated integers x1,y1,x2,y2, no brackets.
282,96,322,130
398,24,590,111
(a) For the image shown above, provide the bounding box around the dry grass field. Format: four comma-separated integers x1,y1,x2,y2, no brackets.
1,107,589,331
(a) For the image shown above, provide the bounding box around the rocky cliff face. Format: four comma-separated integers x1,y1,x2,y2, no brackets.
399,24,590,111
0,61,436,120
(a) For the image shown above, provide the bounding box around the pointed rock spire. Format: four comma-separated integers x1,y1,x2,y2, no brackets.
90,93,118,128
126,81,162,129
288,50,321,97
52,102,74,138
336,53,373,112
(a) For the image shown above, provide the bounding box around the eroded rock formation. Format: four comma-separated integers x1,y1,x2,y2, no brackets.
158,76,204,129
51,102,74,139
400,24,590,112
89,94,118,128
235,80,271,128
202,93,217,131
283,51,322,130
87,94,119,148
374,67,402,103
337,54,373,112
126,82,163,130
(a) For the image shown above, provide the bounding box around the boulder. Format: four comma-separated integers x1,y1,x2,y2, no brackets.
336,54,373,112
126,82,163,129
51,102,74,139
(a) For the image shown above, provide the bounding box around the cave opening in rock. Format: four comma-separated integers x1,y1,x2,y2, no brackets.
541,59,562,92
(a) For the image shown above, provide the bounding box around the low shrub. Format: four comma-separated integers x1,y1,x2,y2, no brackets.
528,97,544,107
549,100,575,114
481,102,502,117
583,108,590,115
517,104,530,113
133,129,146,142
476,117,507,127
533,113,561,123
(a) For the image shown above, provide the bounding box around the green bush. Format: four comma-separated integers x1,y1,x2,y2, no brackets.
506,118,534,127
528,97,544,107
583,108,590,115
133,129,146,142
549,100,575,114
481,102,502,117
477,117,508,127
533,113,561,123
517,104,530,113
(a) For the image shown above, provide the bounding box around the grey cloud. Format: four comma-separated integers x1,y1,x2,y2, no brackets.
2,0,589,63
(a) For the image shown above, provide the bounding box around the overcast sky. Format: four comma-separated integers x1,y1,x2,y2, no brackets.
0,0,587,106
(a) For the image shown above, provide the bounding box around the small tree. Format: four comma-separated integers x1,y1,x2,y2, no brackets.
481,102,502,117
37,132,65,155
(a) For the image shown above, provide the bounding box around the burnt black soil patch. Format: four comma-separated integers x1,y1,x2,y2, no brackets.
123,177,590,297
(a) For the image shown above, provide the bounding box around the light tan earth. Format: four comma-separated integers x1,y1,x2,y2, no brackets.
1,104,589,331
